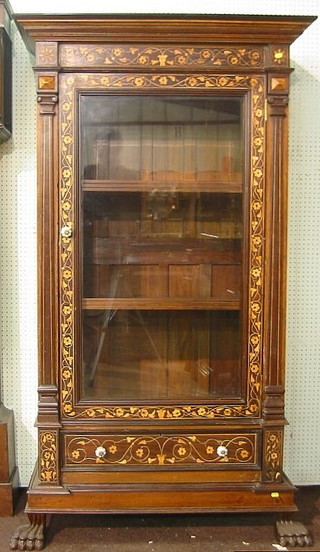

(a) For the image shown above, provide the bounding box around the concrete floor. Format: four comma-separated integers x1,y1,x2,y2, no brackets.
0,487,319,552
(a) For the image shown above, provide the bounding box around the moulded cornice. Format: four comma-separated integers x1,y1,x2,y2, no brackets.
14,14,317,53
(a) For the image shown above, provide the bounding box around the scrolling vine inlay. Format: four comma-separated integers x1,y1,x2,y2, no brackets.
265,430,283,482
60,45,263,69
39,431,58,483
65,434,257,466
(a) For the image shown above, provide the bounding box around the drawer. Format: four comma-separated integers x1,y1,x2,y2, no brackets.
63,432,260,469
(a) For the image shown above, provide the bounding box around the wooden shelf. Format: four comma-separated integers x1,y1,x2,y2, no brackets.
82,298,240,310
82,179,242,194
83,113,241,126
88,237,241,266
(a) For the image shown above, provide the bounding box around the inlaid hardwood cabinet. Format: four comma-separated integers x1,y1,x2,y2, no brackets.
12,14,315,550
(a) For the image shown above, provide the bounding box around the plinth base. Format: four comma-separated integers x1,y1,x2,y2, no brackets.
0,404,19,516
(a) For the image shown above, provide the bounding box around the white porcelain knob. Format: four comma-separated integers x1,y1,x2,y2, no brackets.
95,446,107,458
217,445,228,457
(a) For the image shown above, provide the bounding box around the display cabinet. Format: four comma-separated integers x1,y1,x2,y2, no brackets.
12,14,315,550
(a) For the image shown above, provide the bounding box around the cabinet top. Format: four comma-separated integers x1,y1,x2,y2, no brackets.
14,13,316,53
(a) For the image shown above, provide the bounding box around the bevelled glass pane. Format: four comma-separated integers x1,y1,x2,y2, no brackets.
83,310,241,400
80,95,242,183
83,191,242,299
79,94,244,402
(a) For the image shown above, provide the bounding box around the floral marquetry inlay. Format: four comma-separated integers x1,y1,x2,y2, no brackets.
271,46,289,66
264,430,283,482
59,72,265,420
60,44,263,69
36,42,58,66
39,430,58,483
65,434,257,466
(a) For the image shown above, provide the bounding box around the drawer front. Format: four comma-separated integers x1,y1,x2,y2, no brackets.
63,432,260,468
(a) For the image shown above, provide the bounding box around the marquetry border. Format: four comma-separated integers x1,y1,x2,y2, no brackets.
65,433,257,467
60,44,263,70
39,430,59,483
264,430,283,482
59,72,265,420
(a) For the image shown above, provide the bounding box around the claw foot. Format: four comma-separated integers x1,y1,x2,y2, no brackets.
276,520,312,547
10,514,46,551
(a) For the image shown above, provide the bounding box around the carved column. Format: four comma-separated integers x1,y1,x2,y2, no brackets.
35,42,61,486
262,48,291,483
264,74,289,392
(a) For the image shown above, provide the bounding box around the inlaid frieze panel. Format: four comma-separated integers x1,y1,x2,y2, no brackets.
65,433,258,467
60,44,263,70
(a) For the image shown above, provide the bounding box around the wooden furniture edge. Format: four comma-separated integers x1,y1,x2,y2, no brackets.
14,14,317,54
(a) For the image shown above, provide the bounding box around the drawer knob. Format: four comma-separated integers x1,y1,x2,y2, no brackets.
217,445,228,458
95,446,107,458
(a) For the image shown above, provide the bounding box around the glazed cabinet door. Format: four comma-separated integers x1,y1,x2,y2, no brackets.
80,93,244,402
60,72,265,437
